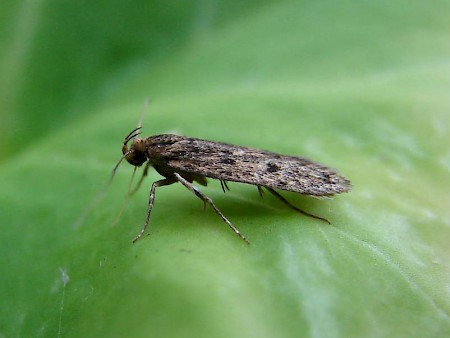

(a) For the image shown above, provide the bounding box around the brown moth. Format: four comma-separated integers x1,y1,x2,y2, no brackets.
111,125,351,244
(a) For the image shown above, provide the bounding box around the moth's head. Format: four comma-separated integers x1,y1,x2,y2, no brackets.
122,127,147,167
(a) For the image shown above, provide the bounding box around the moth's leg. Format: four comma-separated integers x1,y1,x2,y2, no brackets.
132,177,178,243
265,188,331,224
220,180,230,193
174,173,250,244
129,161,151,196
257,186,265,199
111,167,138,226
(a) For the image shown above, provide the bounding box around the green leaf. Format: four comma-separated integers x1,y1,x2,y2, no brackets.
1,1,449,337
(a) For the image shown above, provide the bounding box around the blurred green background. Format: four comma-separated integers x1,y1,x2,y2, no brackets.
1,1,449,337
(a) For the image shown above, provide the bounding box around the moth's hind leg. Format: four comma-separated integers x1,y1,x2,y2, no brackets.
174,173,250,244
257,186,265,198
265,188,331,224
220,180,230,193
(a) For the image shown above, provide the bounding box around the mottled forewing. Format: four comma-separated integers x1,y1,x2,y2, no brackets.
149,135,351,196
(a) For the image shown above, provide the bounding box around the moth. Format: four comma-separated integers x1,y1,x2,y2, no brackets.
111,125,351,244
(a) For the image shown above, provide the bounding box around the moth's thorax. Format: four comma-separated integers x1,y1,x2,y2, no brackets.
123,137,147,167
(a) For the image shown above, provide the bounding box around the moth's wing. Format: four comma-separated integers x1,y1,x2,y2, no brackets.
162,137,351,197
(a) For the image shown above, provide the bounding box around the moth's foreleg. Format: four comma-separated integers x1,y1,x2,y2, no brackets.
257,186,265,199
174,173,250,244
132,177,177,243
220,180,230,193
265,188,331,224
129,162,151,196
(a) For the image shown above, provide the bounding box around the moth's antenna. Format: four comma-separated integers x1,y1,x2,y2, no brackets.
108,98,150,225
73,98,150,230
110,99,151,226
73,150,132,229
137,97,150,130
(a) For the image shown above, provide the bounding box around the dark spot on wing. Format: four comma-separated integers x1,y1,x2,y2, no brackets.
190,147,202,154
221,158,236,165
218,170,233,177
267,162,280,173
172,150,188,157
154,136,177,146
